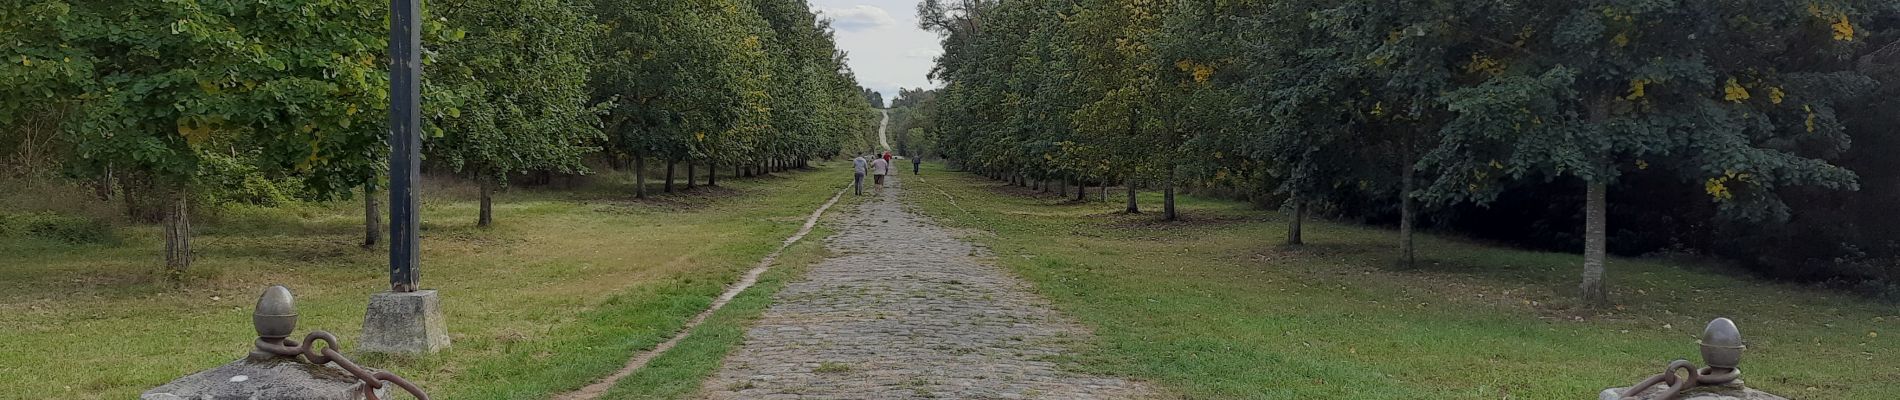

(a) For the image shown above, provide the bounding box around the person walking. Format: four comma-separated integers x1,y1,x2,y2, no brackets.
871,155,890,194
852,155,867,196
911,155,922,175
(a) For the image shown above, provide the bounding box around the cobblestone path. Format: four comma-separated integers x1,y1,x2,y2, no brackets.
700,175,1150,399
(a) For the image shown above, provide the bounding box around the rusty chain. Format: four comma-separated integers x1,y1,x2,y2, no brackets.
258,331,430,400
1616,359,1742,400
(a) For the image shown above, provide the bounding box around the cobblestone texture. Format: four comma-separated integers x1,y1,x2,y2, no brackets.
701,175,1150,399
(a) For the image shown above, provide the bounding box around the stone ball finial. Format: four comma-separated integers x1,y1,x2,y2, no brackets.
253,285,299,342
1699,317,1745,369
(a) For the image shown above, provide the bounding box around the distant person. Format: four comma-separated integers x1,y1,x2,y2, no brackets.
871,155,890,194
852,155,867,196
912,155,922,175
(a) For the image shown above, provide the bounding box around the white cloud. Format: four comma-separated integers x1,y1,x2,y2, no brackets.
810,1,943,98
819,5,898,32
904,47,941,59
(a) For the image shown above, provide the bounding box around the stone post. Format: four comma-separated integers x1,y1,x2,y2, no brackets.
359,290,451,354
1599,318,1789,400
143,286,385,400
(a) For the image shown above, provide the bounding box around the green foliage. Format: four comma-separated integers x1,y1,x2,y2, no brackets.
429,0,605,185
0,211,112,244
195,152,302,206
1412,0,1877,223
29,0,398,197
921,0,1900,292
592,0,871,170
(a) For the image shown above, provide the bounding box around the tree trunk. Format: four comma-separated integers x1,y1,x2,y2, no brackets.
1058,178,1067,199
1163,166,1178,221
1398,160,1416,268
635,151,647,199
1076,177,1087,201
707,162,718,186
1286,195,1305,245
1125,177,1140,213
163,189,191,278
96,164,114,201
1581,181,1610,306
478,178,494,228
664,160,676,193
364,182,382,248
124,176,140,219
687,162,697,189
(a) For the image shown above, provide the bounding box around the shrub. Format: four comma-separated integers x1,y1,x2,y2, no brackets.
0,212,114,244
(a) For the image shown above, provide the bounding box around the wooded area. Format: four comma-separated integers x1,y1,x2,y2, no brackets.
912,0,1900,304
2,0,876,274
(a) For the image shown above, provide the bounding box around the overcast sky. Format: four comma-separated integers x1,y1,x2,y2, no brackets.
809,1,942,101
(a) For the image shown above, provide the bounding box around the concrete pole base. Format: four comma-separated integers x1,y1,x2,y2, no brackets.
143,352,384,400
359,290,450,354
1600,381,1787,400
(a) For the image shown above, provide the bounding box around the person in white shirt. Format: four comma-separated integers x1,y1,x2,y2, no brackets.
852,156,868,196
870,156,890,194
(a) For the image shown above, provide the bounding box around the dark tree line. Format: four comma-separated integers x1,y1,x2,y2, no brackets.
918,0,1900,303
2,0,874,274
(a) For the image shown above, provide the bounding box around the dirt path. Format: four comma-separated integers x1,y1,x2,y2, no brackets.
699,175,1150,399
877,109,892,152
553,186,849,400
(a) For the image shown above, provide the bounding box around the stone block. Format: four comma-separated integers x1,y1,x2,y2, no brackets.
1600,381,1788,400
358,290,450,354
142,352,383,400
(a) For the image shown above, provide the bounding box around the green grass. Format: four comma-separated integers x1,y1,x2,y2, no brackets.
0,163,852,399
903,163,1900,399
594,197,859,399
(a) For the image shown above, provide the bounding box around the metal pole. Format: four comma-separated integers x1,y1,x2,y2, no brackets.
388,0,422,292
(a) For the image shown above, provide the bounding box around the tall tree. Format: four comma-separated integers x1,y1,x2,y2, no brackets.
42,0,393,275
430,0,603,227
1416,0,1874,305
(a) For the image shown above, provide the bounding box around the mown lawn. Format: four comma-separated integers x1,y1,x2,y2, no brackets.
904,163,1898,399
0,163,852,399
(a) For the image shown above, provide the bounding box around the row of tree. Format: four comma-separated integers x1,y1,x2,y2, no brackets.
918,0,1900,304
2,0,874,275
885,88,940,158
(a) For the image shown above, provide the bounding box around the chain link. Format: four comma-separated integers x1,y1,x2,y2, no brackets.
1616,359,1741,400
257,331,430,400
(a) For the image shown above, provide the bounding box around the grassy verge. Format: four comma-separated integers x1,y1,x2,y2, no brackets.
0,163,851,399
594,196,856,399
903,163,1898,399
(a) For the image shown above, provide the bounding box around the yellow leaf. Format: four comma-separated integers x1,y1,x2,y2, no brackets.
1768,87,1785,105
1705,177,1733,201
1723,78,1750,103
1626,79,1649,101
1611,32,1630,48
176,118,213,145
1635,160,1649,170
1805,105,1818,133
1464,54,1503,75
19,56,30,66
1833,16,1855,41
